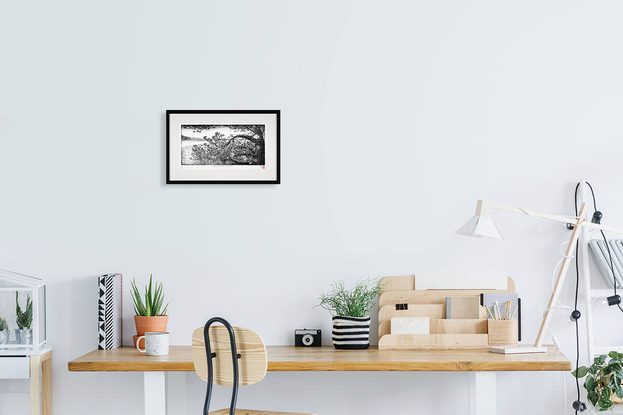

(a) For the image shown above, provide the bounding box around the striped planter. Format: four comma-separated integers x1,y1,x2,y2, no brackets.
332,316,371,349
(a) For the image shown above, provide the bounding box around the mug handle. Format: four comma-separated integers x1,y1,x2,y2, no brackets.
136,336,146,353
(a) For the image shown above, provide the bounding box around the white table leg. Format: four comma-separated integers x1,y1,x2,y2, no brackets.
469,372,496,415
144,372,166,415
167,372,186,415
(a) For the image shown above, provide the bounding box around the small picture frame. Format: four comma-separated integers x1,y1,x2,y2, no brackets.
166,110,280,184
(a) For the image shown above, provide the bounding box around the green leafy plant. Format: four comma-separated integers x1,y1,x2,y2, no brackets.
0,317,8,331
315,278,382,317
15,292,33,330
573,352,623,411
131,275,168,316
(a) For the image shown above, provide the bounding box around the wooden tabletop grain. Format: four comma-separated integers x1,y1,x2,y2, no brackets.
68,346,571,372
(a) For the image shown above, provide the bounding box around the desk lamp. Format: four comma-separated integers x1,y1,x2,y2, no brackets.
457,200,623,354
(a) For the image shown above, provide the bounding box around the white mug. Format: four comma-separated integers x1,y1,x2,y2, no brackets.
136,332,169,356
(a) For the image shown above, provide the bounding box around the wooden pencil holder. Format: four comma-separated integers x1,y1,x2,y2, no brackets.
487,320,518,346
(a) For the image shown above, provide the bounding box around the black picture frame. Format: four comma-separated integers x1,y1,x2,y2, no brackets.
166,110,280,184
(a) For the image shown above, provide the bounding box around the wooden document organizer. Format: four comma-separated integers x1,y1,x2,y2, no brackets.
378,275,516,350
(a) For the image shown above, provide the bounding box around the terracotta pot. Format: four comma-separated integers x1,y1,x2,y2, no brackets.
134,315,169,348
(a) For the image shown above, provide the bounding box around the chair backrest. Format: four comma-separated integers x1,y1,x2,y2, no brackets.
192,325,268,386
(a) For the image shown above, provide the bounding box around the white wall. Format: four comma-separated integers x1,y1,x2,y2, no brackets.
1,1,623,414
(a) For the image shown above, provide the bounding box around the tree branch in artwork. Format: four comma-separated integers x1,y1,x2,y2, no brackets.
181,124,266,166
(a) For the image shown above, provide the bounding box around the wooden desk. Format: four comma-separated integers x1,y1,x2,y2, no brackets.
69,346,571,415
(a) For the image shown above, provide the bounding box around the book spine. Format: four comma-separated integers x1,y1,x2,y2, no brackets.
98,273,123,350
97,276,106,350
104,276,114,350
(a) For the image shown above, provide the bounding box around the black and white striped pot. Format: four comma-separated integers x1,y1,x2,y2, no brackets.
332,316,371,349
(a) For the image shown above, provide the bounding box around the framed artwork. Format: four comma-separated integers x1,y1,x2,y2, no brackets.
166,110,280,184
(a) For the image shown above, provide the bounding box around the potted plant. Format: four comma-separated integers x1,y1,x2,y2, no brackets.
0,317,9,345
131,275,169,348
15,292,33,345
572,351,623,412
316,278,382,350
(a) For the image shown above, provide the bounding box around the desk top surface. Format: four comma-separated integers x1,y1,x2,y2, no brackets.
68,346,571,372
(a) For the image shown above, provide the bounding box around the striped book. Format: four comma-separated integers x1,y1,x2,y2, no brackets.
97,273,123,350
332,316,371,349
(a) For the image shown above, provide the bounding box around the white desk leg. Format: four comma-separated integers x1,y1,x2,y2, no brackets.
167,372,186,415
144,372,166,415
469,372,496,415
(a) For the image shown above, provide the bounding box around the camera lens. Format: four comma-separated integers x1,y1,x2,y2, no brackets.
302,334,314,346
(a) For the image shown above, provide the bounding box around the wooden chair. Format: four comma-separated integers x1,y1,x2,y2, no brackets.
192,317,316,415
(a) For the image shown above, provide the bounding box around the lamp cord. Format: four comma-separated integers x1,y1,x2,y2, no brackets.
573,183,587,414
572,181,623,414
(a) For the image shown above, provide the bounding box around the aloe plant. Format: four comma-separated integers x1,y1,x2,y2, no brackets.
131,275,168,316
0,317,8,331
15,292,33,330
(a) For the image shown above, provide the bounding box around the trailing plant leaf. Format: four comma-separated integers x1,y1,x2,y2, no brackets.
615,379,623,399
587,390,599,407
599,388,613,411
131,275,168,316
604,364,615,375
15,292,33,330
572,366,588,378
315,277,383,318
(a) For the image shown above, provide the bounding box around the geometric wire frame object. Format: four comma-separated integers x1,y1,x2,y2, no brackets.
455,199,623,354
0,269,47,355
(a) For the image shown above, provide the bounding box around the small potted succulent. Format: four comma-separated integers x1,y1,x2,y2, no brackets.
15,292,33,345
316,278,382,350
131,275,169,349
0,317,9,345
573,351,623,412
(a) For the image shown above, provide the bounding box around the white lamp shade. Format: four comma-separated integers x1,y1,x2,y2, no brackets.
456,215,503,239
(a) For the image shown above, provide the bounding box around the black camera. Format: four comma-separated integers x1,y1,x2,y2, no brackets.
295,329,321,347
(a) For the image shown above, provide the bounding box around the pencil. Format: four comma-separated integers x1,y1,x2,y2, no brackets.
494,301,500,320
485,305,494,319
511,305,518,320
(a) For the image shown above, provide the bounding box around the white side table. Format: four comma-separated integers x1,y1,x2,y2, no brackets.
0,347,52,415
